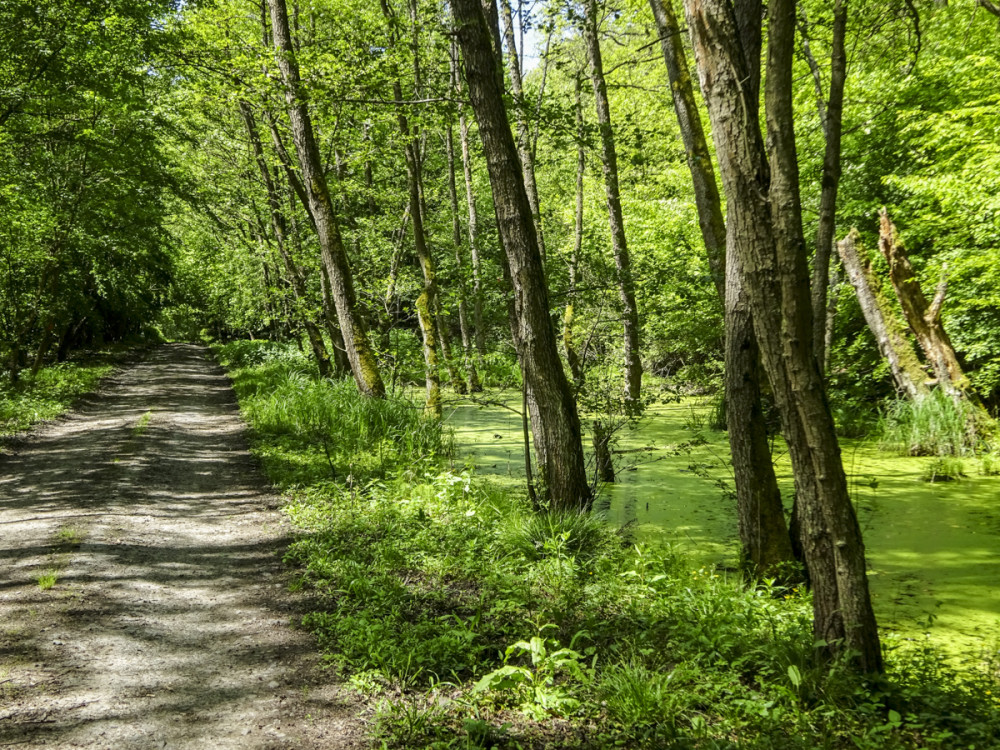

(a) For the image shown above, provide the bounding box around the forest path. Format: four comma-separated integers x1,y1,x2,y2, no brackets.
0,344,363,749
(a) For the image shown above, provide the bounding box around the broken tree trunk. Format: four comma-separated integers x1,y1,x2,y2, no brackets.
836,229,930,401
878,209,974,403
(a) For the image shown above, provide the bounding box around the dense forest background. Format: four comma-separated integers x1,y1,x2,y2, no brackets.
4,0,998,415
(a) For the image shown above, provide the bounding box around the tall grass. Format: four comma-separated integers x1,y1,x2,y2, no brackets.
246,373,449,479
216,340,450,486
879,389,980,456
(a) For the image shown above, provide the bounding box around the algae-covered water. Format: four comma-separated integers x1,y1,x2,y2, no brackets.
445,394,1000,654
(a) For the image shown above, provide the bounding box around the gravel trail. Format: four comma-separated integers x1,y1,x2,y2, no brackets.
0,344,363,749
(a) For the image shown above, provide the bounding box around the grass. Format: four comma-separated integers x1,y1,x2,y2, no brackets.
55,526,84,546
879,389,982,457
35,569,58,591
217,338,1000,750
922,456,967,482
133,410,152,436
0,360,113,436
216,340,450,487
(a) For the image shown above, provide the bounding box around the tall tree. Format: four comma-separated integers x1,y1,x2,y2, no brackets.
447,41,483,392
806,0,849,370
649,0,793,574
684,0,882,671
498,0,547,263
453,0,592,511
582,0,643,410
266,0,385,397
380,0,444,414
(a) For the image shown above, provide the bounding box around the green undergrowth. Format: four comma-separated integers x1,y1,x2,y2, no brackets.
0,358,115,436
217,339,449,485
879,390,990,457
218,339,1000,750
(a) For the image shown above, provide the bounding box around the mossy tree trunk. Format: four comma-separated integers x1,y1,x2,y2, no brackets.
836,229,929,401
266,0,385,398
583,0,643,411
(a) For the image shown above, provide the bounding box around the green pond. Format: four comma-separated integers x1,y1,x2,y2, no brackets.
445,394,1000,655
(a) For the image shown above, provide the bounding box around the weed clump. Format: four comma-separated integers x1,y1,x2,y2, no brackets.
215,340,449,486
879,389,979,457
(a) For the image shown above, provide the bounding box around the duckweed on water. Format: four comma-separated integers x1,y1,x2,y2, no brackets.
217,342,1000,749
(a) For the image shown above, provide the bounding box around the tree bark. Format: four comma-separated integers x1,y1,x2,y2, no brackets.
563,75,586,388
878,209,975,403
810,0,848,369
685,0,882,672
266,0,385,397
458,87,487,361
649,0,726,294
651,0,791,574
836,229,929,400
592,420,615,484
453,0,592,511
583,0,643,410
498,0,546,264
447,116,483,391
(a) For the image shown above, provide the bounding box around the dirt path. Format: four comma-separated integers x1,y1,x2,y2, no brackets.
0,344,364,749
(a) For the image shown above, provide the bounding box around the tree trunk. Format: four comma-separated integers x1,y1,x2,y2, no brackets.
448,41,482,392
30,316,58,376
592,419,615,484
563,75,586,388
651,0,791,575
318,263,353,376
583,0,643,411
446,119,483,392
498,0,546,264
381,0,444,412
240,101,333,379
836,229,929,401
459,100,487,360
685,0,882,672
810,0,848,369
453,0,592,511
878,209,976,403
725,254,795,573
649,0,726,293
397,96,443,413
266,0,385,397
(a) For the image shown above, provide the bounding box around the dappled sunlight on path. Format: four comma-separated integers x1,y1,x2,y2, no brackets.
0,344,362,749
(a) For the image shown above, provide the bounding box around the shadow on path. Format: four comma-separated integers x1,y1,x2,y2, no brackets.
0,344,362,749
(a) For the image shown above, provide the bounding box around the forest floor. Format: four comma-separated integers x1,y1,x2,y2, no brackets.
0,344,364,749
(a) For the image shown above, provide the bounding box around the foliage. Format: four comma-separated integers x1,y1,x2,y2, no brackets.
879,389,981,457
222,349,1000,750
216,340,449,486
0,0,177,379
0,358,113,435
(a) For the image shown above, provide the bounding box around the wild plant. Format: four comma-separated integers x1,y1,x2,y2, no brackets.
879,389,978,456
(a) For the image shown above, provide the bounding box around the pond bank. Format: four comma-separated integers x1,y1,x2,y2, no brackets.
445,394,1000,655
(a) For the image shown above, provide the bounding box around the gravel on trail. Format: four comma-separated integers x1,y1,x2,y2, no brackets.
0,344,365,749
